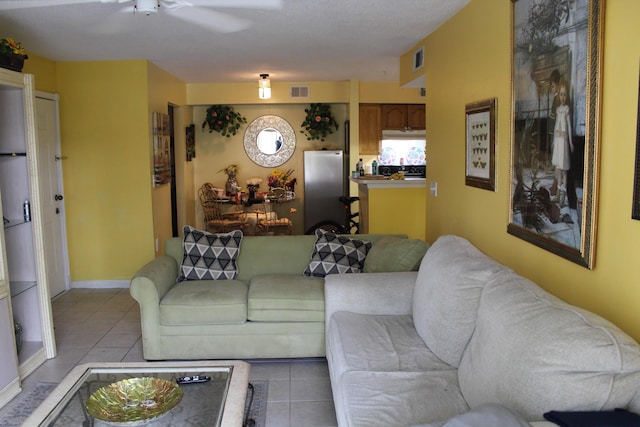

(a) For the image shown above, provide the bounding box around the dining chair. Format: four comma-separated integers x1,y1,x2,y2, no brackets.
256,203,296,235
198,184,249,233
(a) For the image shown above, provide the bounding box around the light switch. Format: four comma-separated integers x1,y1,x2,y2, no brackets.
430,181,438,197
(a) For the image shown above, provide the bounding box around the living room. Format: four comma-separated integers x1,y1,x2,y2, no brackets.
1,0,640,424
15,0,637,344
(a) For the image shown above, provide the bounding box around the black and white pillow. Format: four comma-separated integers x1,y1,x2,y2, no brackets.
303,229,372,278
178,226,242,281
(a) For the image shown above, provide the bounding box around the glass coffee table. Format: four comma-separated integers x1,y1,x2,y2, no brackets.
24,361,250,426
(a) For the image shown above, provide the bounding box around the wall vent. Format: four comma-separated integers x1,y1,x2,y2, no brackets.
290,85,310,98
419,88,426,97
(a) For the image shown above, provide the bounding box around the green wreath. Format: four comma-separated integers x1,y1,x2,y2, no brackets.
202,105,247,137
300,103,339,141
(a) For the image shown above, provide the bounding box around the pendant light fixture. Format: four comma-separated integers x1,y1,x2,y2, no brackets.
258,74,271,99
134,0,160,15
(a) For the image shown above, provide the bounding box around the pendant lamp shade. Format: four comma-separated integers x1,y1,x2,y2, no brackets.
259,74,271,99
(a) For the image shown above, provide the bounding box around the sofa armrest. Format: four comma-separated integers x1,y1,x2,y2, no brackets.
130,255,179,302
129,256,179,360
325,271,417,330
130,255,178,324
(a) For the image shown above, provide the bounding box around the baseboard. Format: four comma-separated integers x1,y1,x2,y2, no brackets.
0,378,21,411
70,280,129,289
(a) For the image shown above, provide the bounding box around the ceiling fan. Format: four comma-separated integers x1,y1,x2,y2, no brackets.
0,0,283,33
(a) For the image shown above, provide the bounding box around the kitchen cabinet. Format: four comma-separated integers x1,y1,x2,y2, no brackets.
0,68,56,409
359,104,382,155
381,104,425,131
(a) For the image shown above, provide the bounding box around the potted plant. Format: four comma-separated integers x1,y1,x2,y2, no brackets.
300,103,339,141
202,105,247,137
0,37,28,72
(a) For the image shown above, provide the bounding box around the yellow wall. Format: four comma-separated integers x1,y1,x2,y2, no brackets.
365,187,426,239
147,63,188,255
55,60,155,281
411,0,640,342
187,81,351,105
22,52,57,93
359,81,424,104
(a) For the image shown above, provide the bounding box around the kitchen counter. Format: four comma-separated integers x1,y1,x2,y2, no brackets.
352,177,426,239
350,177,426,188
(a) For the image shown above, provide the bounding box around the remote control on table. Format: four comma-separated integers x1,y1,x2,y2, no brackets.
176,375,211,384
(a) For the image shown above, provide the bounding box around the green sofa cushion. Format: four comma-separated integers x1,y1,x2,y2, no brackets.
363,236,430,273
248,274,325,322
160,280,248,325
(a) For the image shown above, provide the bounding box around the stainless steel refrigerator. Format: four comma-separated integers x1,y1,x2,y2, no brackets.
303,150,347,232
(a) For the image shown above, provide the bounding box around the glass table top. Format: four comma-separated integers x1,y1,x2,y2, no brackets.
25,361,250,427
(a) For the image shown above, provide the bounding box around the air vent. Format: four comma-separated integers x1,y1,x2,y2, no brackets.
419,88,426,97
290,85,310,98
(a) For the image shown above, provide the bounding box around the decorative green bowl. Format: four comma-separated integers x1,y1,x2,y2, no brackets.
86,377,183,426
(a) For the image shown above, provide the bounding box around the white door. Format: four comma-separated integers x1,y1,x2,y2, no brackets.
35,93,69,298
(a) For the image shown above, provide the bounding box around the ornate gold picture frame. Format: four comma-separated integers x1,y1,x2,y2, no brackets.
508,0,604,268
632,70,640,220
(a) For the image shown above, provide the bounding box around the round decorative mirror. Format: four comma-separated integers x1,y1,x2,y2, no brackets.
256,128,283,155
244,115,296,167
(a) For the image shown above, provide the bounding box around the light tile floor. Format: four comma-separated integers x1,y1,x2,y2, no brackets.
2,288,337,427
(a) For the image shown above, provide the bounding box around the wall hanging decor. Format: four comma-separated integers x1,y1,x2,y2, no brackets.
508,0,604,269
202,105,247,137
186,124,195,161
244,115,296,167
465,98,496,191
633,70,640,220
152,112,171,187
300,103,339,141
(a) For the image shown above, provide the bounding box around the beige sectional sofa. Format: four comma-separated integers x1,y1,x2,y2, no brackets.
130,230,428,360
325,235,640,426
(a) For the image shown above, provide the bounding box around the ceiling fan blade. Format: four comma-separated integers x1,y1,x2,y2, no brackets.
0,0,133,10
91,4,137,35
183,0,282,10
166,6,250,33
0,0,101,10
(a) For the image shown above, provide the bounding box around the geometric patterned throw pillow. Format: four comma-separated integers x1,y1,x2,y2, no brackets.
303,228,372,278
177,226,242,281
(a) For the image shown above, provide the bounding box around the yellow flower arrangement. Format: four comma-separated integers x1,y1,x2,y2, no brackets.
219,164,239,177
268,168,294,188
0,38,27,56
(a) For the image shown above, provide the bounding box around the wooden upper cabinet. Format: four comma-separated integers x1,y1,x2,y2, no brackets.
381,104,425,130
407,104,425,130
359,104,382,155
380,105,406,130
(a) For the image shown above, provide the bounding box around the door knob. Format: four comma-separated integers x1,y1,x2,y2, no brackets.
54,194,64,201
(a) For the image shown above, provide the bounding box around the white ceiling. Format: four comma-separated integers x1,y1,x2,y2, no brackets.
0,0,469,84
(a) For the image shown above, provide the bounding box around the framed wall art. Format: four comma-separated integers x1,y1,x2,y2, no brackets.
152,112,171,187
186,124,195,162
465,98,496,191
633,69,640,220
508,0,604,269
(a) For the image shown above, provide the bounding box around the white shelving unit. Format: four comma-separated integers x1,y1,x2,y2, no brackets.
0,67,56,409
